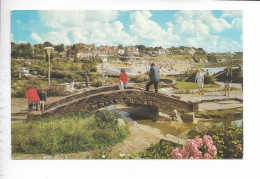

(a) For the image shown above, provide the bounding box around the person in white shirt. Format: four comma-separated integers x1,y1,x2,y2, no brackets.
195,69,204,95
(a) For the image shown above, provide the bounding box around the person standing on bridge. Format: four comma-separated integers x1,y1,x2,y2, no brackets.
195,68,204,95
146,63,160,93
71,75,75,91
118,68,128,90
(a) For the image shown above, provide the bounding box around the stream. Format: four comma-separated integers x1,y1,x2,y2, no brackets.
105,104,242,140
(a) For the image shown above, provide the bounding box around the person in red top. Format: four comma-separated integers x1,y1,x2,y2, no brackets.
118,68,128,90
25,86,40,111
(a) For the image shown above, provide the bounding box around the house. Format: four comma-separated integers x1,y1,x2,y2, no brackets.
76,50,93,59
59,52,67,59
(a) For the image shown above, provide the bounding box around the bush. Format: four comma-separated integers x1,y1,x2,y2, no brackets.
92,78,102,87
130,74,149,83
11,111,129,155
186,71,217,85
196,124,243,159
47,85,72,97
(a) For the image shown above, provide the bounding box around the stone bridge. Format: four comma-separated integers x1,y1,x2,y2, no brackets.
27,85,199,121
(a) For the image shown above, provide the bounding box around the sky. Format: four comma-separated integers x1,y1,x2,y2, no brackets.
11,10,243,52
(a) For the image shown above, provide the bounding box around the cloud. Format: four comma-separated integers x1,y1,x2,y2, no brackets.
31,33,42,43
221,10,242,18
129,11,180,47
36,10,134,46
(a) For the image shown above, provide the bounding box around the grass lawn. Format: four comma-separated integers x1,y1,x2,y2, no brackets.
175,81,219,90
11,110,129,155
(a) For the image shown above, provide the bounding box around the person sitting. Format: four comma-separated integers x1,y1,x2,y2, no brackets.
25,86,40,112
118,68,128,90
38,89,47,111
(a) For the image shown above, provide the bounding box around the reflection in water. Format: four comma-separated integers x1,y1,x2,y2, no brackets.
105,105,242,140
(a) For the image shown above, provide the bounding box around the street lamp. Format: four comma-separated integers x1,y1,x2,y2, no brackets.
44,47,54,87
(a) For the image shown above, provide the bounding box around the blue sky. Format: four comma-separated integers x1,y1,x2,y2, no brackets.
11,10,242,52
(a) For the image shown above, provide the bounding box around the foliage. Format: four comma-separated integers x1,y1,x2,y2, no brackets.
92,78,102,87
186,71,217,85
130,74,150,83
196,124,243,159
171,135,217,159
11,111,129,155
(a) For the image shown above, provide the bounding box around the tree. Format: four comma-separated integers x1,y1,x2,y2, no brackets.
118,44,124,49
136,45,146,53
55,44,65,53
43,41,54,47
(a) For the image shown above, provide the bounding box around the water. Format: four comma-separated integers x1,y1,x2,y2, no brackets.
105,105,242,140
202,67,239,75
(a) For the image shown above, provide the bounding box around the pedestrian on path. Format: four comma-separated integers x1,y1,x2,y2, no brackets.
224,68,232,97
25,86,40,111
195,68,204,95
118,68,128,90
146,63,160,93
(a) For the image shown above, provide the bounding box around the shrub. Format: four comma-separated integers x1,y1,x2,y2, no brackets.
130,74,149,83
92,78,102,87
196,124,243,159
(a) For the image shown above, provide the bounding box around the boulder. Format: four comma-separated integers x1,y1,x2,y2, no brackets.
171,109,182,122
187,122,213,139
181,112,195,122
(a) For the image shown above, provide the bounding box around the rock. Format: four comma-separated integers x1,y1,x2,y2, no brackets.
165,134,186,145
117,118,126,126
181,112,195,122
171,109,182,122
187,122,213,139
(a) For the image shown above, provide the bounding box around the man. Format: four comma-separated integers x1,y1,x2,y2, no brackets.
146,63,160,93
25,86,40,111
224,68,232,97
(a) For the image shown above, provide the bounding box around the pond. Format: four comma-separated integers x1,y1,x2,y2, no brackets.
105,105,242,140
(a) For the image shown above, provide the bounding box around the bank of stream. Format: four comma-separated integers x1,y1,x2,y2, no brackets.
106,104,243,141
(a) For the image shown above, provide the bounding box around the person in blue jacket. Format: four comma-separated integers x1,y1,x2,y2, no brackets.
146,63,160,93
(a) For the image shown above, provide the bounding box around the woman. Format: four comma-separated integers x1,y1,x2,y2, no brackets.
195,69,204,95
118,68,128,90
224,68,232,97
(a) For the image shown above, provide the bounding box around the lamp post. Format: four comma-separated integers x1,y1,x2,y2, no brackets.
44,47,54,87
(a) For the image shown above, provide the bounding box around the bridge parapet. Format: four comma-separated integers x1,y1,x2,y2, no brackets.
45,85,142,110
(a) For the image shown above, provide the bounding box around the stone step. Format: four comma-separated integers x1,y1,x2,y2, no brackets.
11,115,27,121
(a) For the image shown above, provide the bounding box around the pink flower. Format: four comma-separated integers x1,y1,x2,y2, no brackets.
203,153,212,159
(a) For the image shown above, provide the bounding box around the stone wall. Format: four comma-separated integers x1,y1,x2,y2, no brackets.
28,89,196,120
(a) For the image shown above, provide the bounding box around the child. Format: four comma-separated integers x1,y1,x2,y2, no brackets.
118,68,128,90
25,86,40,111
38,89,47,111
